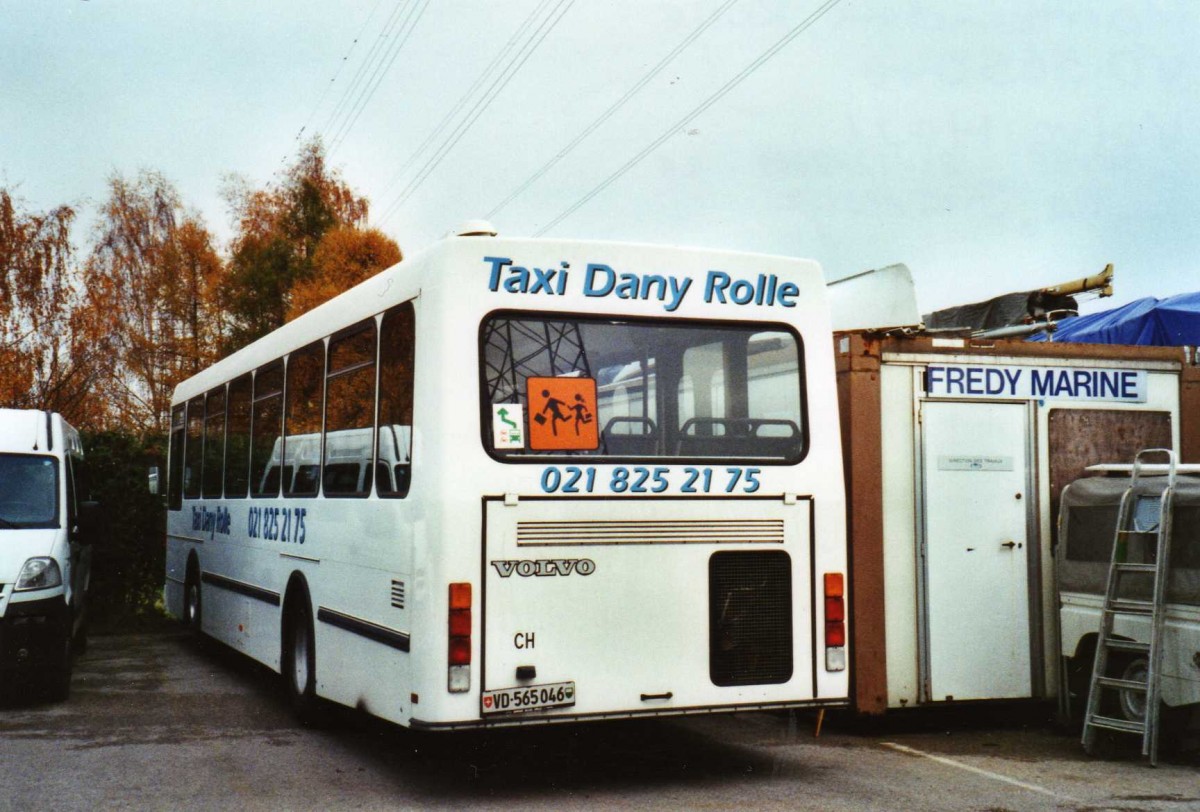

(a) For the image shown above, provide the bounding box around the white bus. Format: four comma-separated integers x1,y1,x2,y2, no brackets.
163,227,849,729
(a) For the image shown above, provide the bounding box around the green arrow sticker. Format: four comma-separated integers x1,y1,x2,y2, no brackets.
492,404,525,449
497,407,517,429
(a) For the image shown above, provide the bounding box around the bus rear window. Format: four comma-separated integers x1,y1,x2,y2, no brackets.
480,314,806,462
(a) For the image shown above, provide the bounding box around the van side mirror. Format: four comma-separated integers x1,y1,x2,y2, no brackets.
75,500,102,544
148,466,161,496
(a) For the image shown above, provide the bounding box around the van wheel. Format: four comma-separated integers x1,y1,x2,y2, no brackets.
1117,657,1148,723
184,569,203,636
73,600,90,655
282,596,324,726
1113,655,1188,750
47,635,73,702
74,622,89,656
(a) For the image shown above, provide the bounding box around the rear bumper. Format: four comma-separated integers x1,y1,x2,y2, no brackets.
0,594,70,677
410,696,848,731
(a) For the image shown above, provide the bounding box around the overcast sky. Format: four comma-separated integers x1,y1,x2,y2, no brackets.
2,0,1197,315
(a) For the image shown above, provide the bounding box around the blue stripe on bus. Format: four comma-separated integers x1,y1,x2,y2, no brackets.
317,607,411,652
201,571,281,606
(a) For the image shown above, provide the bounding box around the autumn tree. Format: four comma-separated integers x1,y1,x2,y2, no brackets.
0,188,109,424
82,171,226,434
223,137,400,347
287,226,402,320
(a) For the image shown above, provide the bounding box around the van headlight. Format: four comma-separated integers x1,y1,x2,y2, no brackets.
16,557,62,591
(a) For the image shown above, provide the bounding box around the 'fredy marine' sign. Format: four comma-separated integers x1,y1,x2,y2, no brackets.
925,363,1147,403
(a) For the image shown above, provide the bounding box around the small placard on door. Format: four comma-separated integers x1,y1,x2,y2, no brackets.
937,455,1014,471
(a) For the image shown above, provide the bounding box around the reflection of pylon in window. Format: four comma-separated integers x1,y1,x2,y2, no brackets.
482,319,592,404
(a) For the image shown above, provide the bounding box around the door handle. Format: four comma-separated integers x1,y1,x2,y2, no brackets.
1001,540,1017,549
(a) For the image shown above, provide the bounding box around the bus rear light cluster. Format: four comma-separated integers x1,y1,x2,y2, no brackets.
448,582,472,692
824,572,846,672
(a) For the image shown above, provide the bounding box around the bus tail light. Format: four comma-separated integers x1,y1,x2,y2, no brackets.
448,582,472,692
824,573,846,672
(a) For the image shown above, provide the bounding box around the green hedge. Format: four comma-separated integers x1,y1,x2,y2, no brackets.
80,431,170,631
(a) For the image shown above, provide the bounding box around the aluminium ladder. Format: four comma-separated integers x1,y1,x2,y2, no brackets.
1081,448,1176,766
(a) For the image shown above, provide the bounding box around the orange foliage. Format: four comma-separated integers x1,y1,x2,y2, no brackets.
0,189,106,425
287,227,402,320
2,140,399,434
82,171,227,433
222,138,383,347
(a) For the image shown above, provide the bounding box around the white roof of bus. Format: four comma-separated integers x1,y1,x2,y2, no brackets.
172,233,825,404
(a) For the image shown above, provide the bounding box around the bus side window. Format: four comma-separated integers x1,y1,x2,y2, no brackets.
325,319,376,498
224,374,252,498
285,341,325,498
378,302,414,499
251,360,284,498
168,404,184,510
202,386,226,499
184,395,205,500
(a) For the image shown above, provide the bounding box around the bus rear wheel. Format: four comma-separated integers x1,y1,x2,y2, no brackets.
282,597,324,726
184,566,202,636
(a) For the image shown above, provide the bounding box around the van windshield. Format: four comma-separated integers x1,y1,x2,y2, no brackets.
481,314,806,462
0,454,60,529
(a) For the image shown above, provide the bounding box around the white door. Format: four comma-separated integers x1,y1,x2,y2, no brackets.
921,400,1031,701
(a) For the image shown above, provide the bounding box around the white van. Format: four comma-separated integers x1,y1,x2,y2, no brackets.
0,409,96,700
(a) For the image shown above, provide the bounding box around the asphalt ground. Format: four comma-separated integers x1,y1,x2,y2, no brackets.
0,631,1197,811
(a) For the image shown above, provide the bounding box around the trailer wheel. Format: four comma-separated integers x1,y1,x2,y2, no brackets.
282,590,324,726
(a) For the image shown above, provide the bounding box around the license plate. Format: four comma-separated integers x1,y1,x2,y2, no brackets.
481,681,575,715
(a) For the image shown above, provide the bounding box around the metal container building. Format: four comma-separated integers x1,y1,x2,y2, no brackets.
835,333,1200,714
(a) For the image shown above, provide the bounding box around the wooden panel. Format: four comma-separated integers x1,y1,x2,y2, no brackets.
836,336,888,714
1047,409,1172,547
1182,365,1200,464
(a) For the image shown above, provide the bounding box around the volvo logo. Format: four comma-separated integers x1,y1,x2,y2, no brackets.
490,558,596,578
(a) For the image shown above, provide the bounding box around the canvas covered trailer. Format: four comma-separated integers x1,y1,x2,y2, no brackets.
835,333,1200,714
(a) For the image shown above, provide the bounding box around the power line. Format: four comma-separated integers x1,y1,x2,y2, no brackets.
377,0,577,226
320,0,415,148
283,0,388,163
378,0,575,224
534,0,844,237
487,0,740,220
371,0,559,211
329,0,431,157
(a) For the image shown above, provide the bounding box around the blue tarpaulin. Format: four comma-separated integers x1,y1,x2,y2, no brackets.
1029,291,1200,346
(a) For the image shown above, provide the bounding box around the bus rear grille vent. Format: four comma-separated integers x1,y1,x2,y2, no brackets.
709,550,792,686
516,519,784,546
391,580,405,609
